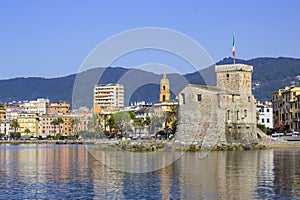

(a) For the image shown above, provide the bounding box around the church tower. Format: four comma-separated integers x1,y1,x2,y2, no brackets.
160,73,170,102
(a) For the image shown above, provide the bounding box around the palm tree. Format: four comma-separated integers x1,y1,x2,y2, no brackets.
10,119,19,134
165,105,177,138
51,117,64,137
24,128,31,135
10,119,20,139
144,116,151,136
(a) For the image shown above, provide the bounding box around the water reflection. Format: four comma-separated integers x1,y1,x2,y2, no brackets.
0,145,300,199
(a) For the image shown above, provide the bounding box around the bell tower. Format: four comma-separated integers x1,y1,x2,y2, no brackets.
160,73,170,102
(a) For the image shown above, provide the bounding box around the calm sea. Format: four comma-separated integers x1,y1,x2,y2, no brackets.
0,144,299,199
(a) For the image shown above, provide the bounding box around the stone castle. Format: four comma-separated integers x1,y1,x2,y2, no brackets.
176,64,259,145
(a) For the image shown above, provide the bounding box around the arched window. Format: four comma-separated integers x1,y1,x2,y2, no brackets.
181,93,185,105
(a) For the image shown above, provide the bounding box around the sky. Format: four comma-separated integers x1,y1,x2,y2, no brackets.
1,0,300,79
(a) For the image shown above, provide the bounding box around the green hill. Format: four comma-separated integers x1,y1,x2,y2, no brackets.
0,57,299,107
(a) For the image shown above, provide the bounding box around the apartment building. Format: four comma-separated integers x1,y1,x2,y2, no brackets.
94,84,124,109
257,101,273,129
272,86,300,131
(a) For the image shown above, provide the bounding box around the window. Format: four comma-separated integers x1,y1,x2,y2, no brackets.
162,95,166,102
248,96,251,102
197,94,202,102
262,118,265,123
226,74,229,78
232,95,235,102
163,86,166,91
267,118,270,123
227,110,231,120
181,93,185,105
266,108,269,112
244,109,247,118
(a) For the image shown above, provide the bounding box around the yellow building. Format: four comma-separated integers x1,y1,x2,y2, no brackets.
272,86,300,131
0,105,6,123
17,113,39,136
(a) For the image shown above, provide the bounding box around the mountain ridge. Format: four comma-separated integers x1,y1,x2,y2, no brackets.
1,57,299,107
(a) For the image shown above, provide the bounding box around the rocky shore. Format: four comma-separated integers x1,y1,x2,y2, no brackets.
92,140,268,152
2,139,300,151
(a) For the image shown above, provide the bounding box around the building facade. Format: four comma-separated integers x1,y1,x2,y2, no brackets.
20,98,49,115
94,84,124,109
272,86,300,132
49,102,71,115
17,113,39,136
177,64,258,144
257,101,273,129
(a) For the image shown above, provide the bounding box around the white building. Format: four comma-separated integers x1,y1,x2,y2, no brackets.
257,101,273,129
20,98,50,115
94,84,124,109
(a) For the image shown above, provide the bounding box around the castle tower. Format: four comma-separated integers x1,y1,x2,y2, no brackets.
215,64,253,96
160,73,170,102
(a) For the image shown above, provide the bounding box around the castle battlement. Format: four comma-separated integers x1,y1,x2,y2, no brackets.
215,64,253,73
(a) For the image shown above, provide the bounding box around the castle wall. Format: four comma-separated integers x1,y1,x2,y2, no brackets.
177,64,258,145
176,85,226,145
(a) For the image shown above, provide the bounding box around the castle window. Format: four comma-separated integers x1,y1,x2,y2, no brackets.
181,93,185,105
227,74,229,78
227,110,231,120
163,86,166,90
244,109,247,118
248,96,251,102
162,95,166,102
197,94,202,102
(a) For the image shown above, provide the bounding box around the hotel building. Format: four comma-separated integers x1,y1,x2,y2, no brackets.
94,84,124,109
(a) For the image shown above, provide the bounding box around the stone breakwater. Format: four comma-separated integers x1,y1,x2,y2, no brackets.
93,140,267,152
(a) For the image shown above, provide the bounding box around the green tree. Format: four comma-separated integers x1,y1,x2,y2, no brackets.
114,111,132,135
10,119,19,134
51,117,64,137
24,128,31,135
165,105,177,139
10,132,21,140
107,115,116,136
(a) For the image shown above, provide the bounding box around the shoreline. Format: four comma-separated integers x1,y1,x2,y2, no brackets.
1,139,300,150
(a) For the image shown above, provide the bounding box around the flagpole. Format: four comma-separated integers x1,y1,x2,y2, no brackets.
232,32,236,65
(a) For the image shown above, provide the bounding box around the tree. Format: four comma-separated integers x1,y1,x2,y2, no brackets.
24,128,31,135
165,105,177,139
51,117,64,137
10,119,19,134
113,111,132,136
144,116,152,136
107,115,117,136
10,132,21,140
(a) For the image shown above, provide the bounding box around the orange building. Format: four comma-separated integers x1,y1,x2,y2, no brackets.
49,102,70,115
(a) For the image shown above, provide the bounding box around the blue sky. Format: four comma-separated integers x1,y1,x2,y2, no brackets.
0,0,300,79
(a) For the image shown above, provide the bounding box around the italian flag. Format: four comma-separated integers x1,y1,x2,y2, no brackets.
232,32,236,57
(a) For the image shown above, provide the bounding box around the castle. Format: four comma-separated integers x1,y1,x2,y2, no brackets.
176,64,258,145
